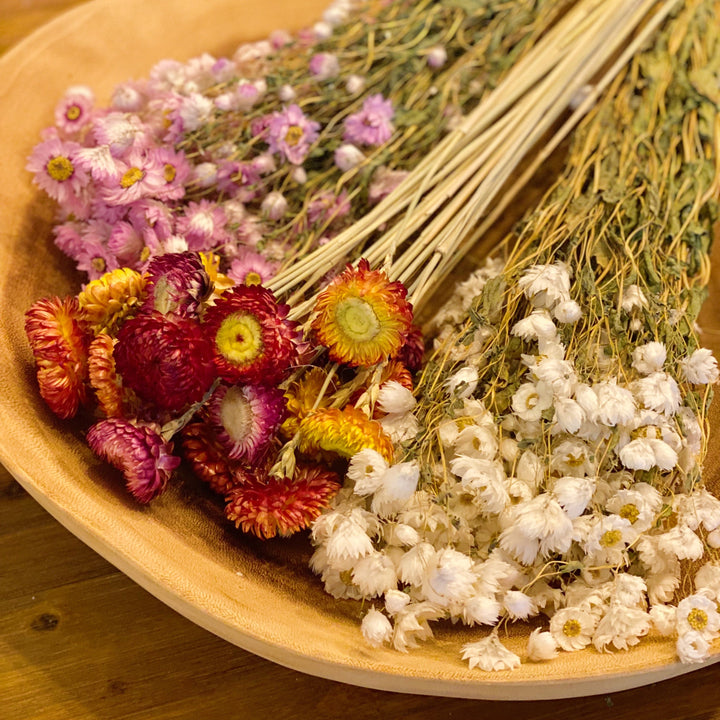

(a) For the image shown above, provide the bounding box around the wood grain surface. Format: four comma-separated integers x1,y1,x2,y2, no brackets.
3,2,720,718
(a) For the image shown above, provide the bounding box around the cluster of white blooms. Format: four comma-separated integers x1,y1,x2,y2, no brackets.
309,261,720,670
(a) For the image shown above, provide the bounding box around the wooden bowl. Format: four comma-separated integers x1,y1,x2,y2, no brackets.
2,0,720,700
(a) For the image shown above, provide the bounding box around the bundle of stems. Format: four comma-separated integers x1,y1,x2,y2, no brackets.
270,0,680,318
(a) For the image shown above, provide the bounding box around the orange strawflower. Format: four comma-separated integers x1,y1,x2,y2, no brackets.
281,367,337,438
25,296,90,419
77,267,146,334
311,259,413,367
224,464,341,539
298,405,395,463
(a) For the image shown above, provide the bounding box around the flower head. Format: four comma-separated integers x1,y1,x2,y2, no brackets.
266,104,320,165
343,94,394,146
140,251,211,318
225,464,341,539
25,296,90,419
78,267,147,334
681,348,719,384
203,284,301,385
114,313,215,414
298,405,395,463
311,259,413,367
87,418,180,502
54,86,95,135
206,383,285,463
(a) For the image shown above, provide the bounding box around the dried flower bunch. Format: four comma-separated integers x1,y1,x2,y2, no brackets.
22,0,720,674
310,0,720,670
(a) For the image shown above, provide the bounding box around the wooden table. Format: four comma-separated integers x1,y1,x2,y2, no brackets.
3,2,720,718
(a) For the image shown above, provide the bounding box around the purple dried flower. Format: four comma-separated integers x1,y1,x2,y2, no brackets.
87,418,181,503
343,94,394,146
266,104,320,165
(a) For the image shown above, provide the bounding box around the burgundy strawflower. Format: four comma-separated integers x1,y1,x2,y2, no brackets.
87,418,181,503
224,464,341,539
140,251,211,318
205,383,285,463
203,284,302,386
114,313,216,414
397,323,425,373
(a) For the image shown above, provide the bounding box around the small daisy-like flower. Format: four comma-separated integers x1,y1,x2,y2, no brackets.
260,191,288,220
550,438,595,477
224,464,341,539
619,437,678,472
511,380,553,422
114,313,215,414
311,259,413,367
511,309,557,341
549,606,598,651
140,251,211,318
78,267,146,334
343,94,394,147
681,348,720,384
677,595,720,640
227,249,279,287
592,606,651,652
87,418,180,503
151,146,191,201
100,148,165,206
54,86,95,135
25,296,90,419
299,406,395,463
26,136,89,212
203,284,301,386
446,366,478,399
175,199,230,252
180,420,249,495
205,383,285,463
371,461,420,517
461,634,521,672
348,448,388,495
266,104,320,165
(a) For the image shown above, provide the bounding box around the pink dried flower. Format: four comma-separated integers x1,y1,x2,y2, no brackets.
368,166,408,204
426,45,448,69
87,418,181,503
175,199,230,251
100,149,165,206
261,191,288,221
206,383,286,463
150,146,191,201
343,94,394,146
141,251,211,318
54,86,95,135
107,221,146,270
309,52,340,80
227,249,279,286
266,104,320,165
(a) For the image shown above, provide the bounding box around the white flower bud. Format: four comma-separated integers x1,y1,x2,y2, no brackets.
361,608,393,647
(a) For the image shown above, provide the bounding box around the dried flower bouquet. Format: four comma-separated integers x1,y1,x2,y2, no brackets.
21,0,720,673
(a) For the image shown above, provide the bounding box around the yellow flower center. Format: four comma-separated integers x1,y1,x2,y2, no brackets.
244,271,263,286
565,452,585,467
65,104,81,121
335,297,380,343
216,313,263,365
600,529,622,547
619,503,640,524
563,619,582,637
688,607,708,631
47,156,74,182
220,387,253,440
365,465,375,475
164,164,177,183
285,125,304,146
120,167,145,189
525,392,539,410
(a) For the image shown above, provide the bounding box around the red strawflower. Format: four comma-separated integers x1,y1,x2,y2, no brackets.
397,323,424,373
25,296,90,419
114,312,215,414
180,420,250,495
224,464,341,539
202,284,301,386
87,418,181,503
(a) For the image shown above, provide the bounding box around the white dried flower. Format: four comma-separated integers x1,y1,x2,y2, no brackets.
371,462,419,517
552,397,585,434
348,449,388,495
531,358,577,398
462,595,503,626
461,635,521,671
583,514,637,566
676,594,720,639
426,45,448,68
423,548,476,607
511,309,558,341
345,73,366,94
453,425,499,461
313,20,333,40
695,563,720,602
656,524,704,561
518,262,571,308
361,608,393,647
550,606,598,651
632,341,667,375
290,166,307,184
383,522,420,547
681,348,719,384
377,381,416,415
516,450,543,490
621,284,648,312
550,439,594,477
619,437,677,472
324,514,375,566
352,552,398,597
392,602,441,652
385,589,411,616
527,628,559,661
593,606,651,652
551,476,596,518
604,488,658,532
511,381,553,422
397,543,436,587
633,372,682,416
674,489,720,533
553,299,582,323
594,380,636,426
503,590,537,620
446,366,479,399
610,574,647,609
649,604,677,636
676,630,711,664
380,412,419,444
260,190,288,220
334,143,366,172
